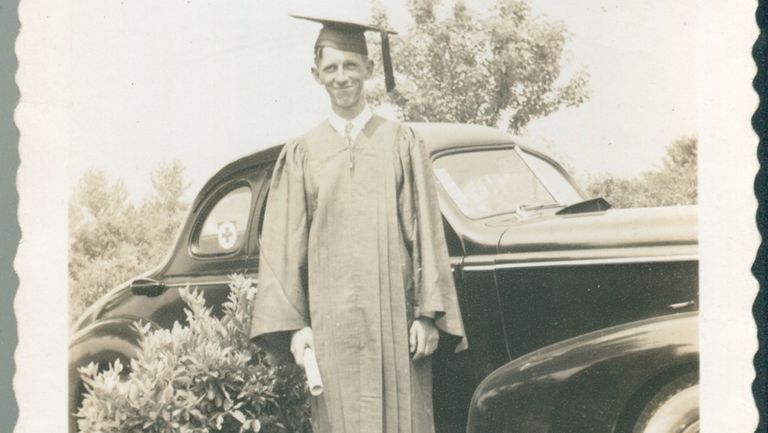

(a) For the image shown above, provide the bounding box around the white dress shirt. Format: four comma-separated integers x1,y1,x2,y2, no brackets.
328,105,373,142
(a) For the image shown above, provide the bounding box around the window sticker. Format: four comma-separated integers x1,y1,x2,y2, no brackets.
217,221,238,250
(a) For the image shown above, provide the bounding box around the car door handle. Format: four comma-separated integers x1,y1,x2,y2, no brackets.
130,278,167,297
667,300,696,310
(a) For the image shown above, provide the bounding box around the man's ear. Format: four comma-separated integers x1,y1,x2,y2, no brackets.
311,66,322,85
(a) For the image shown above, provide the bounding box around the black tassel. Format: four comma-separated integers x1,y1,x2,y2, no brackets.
381,31,395,92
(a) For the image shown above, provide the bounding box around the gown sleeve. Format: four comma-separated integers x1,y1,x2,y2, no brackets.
249,139,311,340
398,126,468,352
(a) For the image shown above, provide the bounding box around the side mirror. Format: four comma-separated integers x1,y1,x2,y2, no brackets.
130,278,167,297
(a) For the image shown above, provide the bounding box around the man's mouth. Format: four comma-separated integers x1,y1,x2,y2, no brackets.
332,87,355,99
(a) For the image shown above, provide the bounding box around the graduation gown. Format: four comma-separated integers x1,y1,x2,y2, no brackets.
250,115,467,433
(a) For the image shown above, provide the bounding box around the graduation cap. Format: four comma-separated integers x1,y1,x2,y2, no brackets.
291,14,398,92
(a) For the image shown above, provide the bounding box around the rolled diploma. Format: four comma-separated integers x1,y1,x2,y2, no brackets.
303,347,323,396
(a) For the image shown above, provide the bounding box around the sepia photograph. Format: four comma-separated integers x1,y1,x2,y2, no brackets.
13,1,759,432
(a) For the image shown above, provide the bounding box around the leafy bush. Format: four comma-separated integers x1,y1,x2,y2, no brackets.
76,275,311,433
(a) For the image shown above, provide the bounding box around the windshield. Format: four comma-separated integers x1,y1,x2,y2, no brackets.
432,147,583,219
518,150,584,205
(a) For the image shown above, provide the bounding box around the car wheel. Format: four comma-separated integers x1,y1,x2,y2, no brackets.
632,372,699,433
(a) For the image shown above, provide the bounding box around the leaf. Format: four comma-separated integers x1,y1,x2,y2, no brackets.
161,385,174,404
251,419,262,432
230,410,246,424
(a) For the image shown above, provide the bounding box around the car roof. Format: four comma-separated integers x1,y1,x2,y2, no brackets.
407,122,517,152
196,122,518,205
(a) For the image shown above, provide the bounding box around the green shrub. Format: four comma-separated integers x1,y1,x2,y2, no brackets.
76,275,311,433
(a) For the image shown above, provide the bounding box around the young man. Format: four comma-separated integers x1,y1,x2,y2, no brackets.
250,16,466,433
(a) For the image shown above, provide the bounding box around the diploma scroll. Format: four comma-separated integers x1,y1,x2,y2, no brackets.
303,347,323,396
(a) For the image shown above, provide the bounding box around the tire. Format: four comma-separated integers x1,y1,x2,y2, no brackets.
632,372,699,433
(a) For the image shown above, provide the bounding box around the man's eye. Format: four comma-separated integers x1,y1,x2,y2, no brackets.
344,63,358,70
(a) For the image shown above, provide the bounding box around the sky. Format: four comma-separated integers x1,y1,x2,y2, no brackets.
67,0,697,203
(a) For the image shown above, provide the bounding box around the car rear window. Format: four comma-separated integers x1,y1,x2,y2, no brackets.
193,185,252,255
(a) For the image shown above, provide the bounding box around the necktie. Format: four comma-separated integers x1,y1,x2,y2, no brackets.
344,122,354,169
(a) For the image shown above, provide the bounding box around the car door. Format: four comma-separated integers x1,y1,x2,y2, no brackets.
145,172,264,327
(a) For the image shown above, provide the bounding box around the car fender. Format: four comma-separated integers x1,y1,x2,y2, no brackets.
68,316,155,431
466,312,698,433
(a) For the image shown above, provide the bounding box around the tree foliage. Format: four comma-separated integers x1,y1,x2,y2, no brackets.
69,161,190,323
584,136,697,208
369,0,589,132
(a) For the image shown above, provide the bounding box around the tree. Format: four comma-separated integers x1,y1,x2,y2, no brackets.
69,169,139,321
140,161,191,264
369,0,589,133
69,162,190,323
69,169,136,265
147,160,189,216
584,136,697,208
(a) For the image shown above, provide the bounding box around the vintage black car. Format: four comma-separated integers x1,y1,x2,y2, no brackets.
69,123,699,433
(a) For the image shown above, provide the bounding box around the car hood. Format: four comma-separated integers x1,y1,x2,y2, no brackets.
496,205,697,262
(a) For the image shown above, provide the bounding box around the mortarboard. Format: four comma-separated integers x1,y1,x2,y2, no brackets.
290,14,398,92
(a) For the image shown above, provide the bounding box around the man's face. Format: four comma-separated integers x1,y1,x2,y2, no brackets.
312,47,374,116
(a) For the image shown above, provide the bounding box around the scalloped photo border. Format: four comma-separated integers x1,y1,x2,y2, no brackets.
10,1,763,432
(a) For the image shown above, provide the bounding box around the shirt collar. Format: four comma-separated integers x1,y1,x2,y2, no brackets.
328,105,373,140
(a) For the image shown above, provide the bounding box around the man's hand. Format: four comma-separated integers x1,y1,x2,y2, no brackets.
290,327,314,367
409,317,439,360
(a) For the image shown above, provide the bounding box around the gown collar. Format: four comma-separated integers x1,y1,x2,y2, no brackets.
328,105,373,141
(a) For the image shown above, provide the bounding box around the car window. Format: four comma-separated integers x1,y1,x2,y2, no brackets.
193,185,252,255
518,150,583,205
433,148,579,219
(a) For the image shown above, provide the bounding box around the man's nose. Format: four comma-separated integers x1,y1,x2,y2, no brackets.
333,68,349,84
